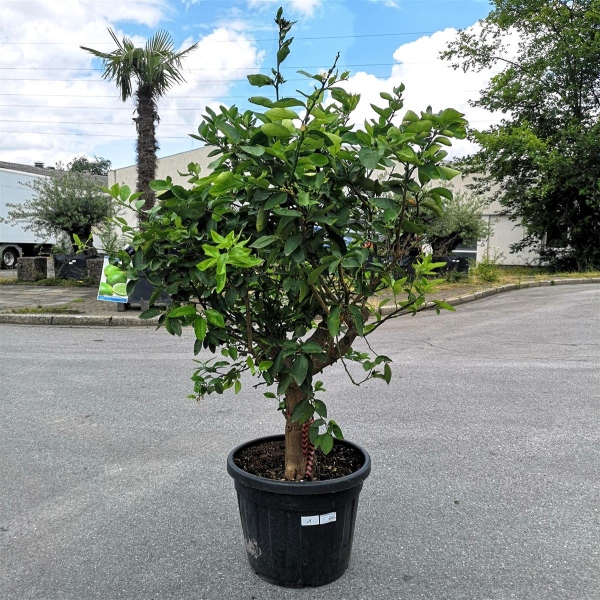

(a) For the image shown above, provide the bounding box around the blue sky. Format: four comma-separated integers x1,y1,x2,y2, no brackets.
1,0,496,170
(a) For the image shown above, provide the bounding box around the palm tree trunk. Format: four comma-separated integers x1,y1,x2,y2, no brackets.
135,83,159,221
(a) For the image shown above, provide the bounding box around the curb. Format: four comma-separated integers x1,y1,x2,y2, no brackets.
0,313,159,327
377,277,600,315
0,277,599,326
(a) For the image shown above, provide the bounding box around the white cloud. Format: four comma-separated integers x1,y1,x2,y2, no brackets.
246,0,322,17
0,0,264,169
337,25,506,158
369,0,400,7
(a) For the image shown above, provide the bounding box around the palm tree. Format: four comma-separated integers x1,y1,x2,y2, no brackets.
81,30,197,219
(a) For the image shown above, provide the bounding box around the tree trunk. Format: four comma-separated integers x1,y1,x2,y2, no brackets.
134,83,159,222
284,384,307,480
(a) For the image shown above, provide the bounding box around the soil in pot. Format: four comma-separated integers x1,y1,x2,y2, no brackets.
233,439,364,481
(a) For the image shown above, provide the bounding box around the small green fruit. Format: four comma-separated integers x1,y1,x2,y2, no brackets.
104,264,120,276
106,271,127,286
99,282,114,296
112,282,128,297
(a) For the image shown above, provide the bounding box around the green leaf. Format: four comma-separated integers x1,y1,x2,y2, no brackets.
264,191,287,210
205,309,225,328
216,121,240,142
259,360,274,370
320,432,334,455
261,122,293,138
435,301,456,312
234,380,242,395
303,341,323,354
438,165,461,180
358,147,384,170
240,145,265,156
277,44,290,64
119,185,131,202
273,97,305,108
194,316,207,341
401,220,426,234
314,399,327,418
348,305,364,335
284,233,302,256
265,107,299,121
383,363,392,384
292,355,309,385
307,263,329,285
331,422,344,439
250,235,277,249
307,153,329,167
403,110,419,122
421,199,444,217
211,171,236,195
247,74,274,87
327,307,341,338
139,307,162,319
428,186,453,200
291,397,311,422
169,305,197,318
248,96,274,108
149,179,171,191
277,374,293,396
273,207,302,217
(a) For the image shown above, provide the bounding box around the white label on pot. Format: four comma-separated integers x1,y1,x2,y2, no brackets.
320,512,336,525
301,515,319,526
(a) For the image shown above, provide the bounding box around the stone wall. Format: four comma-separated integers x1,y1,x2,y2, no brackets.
16,257,48,281
86,257,104,285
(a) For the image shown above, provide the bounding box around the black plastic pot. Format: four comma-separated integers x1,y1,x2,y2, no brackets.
227,435,371,588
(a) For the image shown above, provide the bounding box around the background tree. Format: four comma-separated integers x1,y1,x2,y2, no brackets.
424,190,491,256
5,171,115,253
67,155,112,176
443,0,600,270
81,31,197,219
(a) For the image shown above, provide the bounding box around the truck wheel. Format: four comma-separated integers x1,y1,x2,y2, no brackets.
1,247,19,269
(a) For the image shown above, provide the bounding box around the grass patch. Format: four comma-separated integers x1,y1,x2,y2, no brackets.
10,305,83,315
373,266,600,306
0,277,96,287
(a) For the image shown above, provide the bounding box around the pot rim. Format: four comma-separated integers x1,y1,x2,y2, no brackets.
226,434,371,495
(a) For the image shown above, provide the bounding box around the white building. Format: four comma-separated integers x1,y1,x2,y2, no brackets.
109,147,537,266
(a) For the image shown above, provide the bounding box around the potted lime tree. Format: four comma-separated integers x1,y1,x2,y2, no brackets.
105,8,467,588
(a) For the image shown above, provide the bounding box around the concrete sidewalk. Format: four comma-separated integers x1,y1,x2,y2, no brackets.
1,275,600,327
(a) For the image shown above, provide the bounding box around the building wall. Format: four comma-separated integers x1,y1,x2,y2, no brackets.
108,147,215,228
445,176,538,266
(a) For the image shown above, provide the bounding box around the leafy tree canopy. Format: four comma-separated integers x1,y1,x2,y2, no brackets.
443,0,600,270
5,171,115,251
108,8,468,479
66,155,112,176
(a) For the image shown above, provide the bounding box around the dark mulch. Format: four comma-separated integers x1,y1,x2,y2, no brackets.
233,439,364,482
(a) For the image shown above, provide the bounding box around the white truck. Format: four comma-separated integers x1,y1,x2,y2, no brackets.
0,161,56,269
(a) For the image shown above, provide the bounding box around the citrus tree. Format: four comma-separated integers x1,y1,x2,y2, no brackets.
106,9,468,480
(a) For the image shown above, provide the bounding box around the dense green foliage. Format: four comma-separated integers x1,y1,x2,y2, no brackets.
444,0,600,270
81,31,197,218
107,9,467,478
424,190,491,255
5,171,114,251
67,155,112,176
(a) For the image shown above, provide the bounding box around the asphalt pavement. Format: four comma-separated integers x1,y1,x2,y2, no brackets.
1,285,599,599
